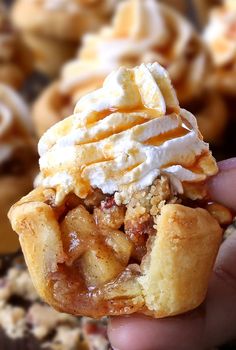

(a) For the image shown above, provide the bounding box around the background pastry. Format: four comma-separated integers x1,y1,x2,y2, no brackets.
0,83,36,253
9,63,228,319
191,0,220,27
33,0,227,144
0,4,32,89
204,0,236,95
11,0,118,76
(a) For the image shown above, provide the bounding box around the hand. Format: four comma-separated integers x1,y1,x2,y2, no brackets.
108,158,236,350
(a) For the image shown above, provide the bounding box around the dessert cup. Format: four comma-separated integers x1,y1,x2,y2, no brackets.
0,4,32,89
21,32,78,78
11,0,118,76
9,63,231,318
0,83,36,253
159,0,187,14
204,0,236,95
33,73,104,137
184,90,228,144
33,0,227,144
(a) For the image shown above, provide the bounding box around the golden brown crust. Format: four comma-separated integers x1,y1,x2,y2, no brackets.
139,204,222,317
186,90,228,144
9,188,65,307
11,0,110,41
21,33,77,77
0,64,25,90
32,82,66,136
8,188,223,318
0,6,33,88
33,76,105,136
208,69,236,96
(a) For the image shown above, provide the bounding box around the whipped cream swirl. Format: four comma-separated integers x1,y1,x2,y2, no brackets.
38,63,217,204
204,0,236,66
0,84,33,164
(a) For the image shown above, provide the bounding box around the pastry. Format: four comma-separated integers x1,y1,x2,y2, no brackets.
184,90,228,144
9,62,231,318
33,64,105,136
0,4,32,89
0,83,36,253
73,0,208,105
159,0,187,14
33,0,227,143
20,32,78,78
11,0,118,76
204,0,236,95
191,0,218,27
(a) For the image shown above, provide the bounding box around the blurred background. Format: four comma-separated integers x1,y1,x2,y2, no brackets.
0,0,236,349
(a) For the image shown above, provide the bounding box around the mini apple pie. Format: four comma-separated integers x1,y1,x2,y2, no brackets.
0,83,36,253
11,0,118,76
204,0,236,95
0,4,32,89
9,63,231,319
32,0,227,143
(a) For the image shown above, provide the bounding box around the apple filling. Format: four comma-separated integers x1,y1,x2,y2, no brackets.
35,174,229,318
38,176,170,316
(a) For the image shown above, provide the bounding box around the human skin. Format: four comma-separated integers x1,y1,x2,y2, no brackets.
108,158,236,350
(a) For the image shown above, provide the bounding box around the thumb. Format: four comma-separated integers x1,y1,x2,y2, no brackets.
108,158,236,350
203,158,236,347
207,157,236,210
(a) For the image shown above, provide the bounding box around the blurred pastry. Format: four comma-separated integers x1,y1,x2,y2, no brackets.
0,4,32,89
21,32,78,78
184,90,227,144
33,0,227,144
192,0,219,27
159,0,187,14
33,62,105,136
9,63,228,319
0,84,36,253
11,0,118,76
204,0,236,95
69,0,208,105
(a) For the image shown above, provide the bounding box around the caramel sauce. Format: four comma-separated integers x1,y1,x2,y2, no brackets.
162,151,210,175
78,116,148,145
75,107,183,148
185,151,212,174
114,163,142,179
144,125,189,146
86,104,175,127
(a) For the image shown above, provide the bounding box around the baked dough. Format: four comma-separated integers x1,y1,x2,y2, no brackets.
9,187,222,318
11,0,117,76
0,4,32,88
204,0,236,95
